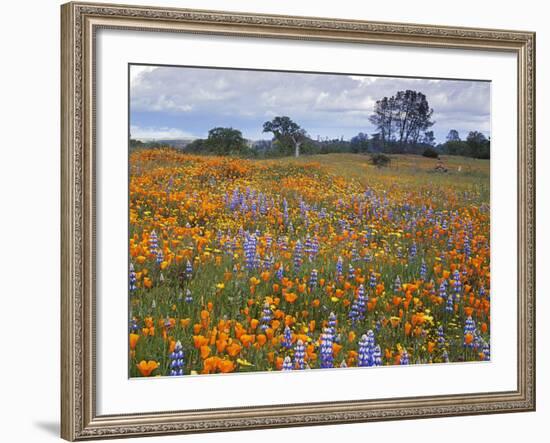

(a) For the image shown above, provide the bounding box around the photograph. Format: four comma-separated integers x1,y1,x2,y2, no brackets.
127,65,491,377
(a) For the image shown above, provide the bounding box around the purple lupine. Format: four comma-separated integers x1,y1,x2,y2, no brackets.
304,235,313,260
400,349,410,365
463,316,476,348
357,335,369,367
473,331,483,350
358,330,378,367
447,234,454,250
311,236,320,257
293,240,303,271
348,264,355,280
328,312,337,336
278,236,288,252
169,340,185,376
262,254,272,270
452,270,462,298
281,326,292,350
149,230,158,253
349,284,367,324
156,248,164,265
282,356,293,371
129,263,137,292
309,269,318,290
260,302,272,332
282,198,289,222
276,263,284,280
409,242,417,259
482,341,490,361
363,229,370,246
294,340,306,370
394,275,402,293
369,271,377,289
363,251,373,263
244,234,257,271
319,328,334,369
445,293,454,313
185,260,193,279
336,256,343,277
439,282,452,313
437,325,446,346
225,236,235,256
463,235,471,258
420,259,427,280
184,288,193,303
373,345,382,366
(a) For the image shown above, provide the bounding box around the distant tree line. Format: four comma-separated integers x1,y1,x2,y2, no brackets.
130,89,490,159
129,139,167,150
440,129,490,159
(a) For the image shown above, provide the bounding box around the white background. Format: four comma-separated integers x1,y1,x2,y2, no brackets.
0,0,547,442
97,29,517,414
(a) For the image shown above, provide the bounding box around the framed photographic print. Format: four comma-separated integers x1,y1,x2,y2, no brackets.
61,1,536,440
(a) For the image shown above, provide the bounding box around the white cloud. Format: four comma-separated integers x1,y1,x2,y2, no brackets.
130,65,158,88
130,66,491,141
130,125,196,140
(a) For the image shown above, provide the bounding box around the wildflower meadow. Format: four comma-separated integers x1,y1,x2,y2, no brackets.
128,150,490,377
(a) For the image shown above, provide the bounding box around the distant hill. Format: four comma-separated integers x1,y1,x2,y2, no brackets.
135,138,196,149
130,138,201,150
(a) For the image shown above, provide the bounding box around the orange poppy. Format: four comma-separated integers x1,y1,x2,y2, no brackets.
136,360,159,377
129,333,140,350
284,292,298,303
200,345,212,359
226,342,242,357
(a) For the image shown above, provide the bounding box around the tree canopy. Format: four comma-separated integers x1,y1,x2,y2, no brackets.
263,116,307,157
368,90,434,151
441,130,490,159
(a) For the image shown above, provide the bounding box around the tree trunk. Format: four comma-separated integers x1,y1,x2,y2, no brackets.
295,141,301,157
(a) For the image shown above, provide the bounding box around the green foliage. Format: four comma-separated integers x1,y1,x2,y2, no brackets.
185,127,251,157
129,139,166,150
422,147,439,158
446,129,460,142
369,89,434,147
369,153,391,167
350,132,369,153
442,131,490,159
205,127,249,156
263,116,307,157
466,131,490,159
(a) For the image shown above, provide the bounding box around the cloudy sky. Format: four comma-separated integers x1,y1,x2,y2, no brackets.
130,65,490,143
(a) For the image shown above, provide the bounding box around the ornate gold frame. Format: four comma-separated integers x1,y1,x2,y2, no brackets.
61,1,536,440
